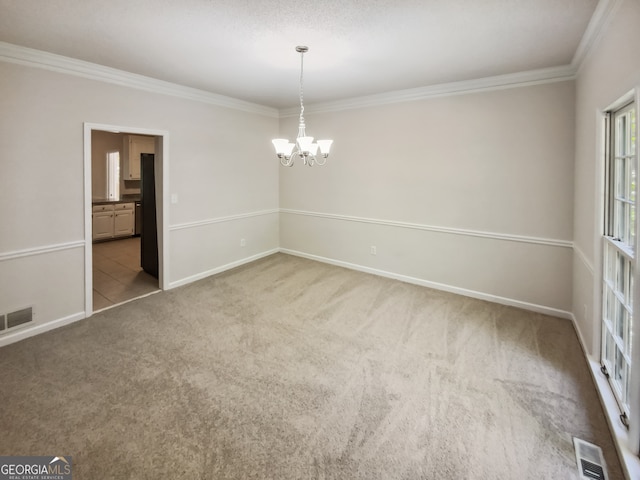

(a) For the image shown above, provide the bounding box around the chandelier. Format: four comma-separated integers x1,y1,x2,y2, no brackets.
272,46,333,167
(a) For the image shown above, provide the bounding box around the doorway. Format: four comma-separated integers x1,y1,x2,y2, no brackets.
92,237,157,309
83,123,170,316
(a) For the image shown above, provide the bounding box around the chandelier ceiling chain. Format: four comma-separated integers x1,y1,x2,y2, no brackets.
298,46,305,127
272,46,333,167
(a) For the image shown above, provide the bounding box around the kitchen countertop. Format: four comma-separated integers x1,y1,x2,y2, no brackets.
92,195,141,205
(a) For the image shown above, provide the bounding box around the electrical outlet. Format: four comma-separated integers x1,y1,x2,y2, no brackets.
240,238,246,247
370,246,377,255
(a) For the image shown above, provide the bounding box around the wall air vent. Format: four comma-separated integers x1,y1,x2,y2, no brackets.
573,437,608,480
0,307,34,333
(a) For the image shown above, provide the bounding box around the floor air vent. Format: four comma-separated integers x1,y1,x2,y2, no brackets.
0,307,33,332
573,437,608,480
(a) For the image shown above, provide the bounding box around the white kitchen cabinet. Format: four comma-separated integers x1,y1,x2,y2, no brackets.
92,203,134,241
92,205,114,241
114,203,135,237
123,135,154,180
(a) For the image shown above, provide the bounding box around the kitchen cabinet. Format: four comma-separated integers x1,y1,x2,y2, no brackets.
92,205,114,241
123,135,154,180
114,203,135,237
92,203,135,241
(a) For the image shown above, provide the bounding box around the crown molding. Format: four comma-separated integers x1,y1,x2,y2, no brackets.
571,0,622,72
279,64,577,117
3,0,613,123
0,41,278,118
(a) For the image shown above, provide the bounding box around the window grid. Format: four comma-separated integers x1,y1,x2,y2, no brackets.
603,244,633,407
602,102,636,419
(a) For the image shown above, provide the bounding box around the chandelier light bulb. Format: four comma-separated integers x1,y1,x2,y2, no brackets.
297,136,314,153
317,139,333,158
272,139,289,156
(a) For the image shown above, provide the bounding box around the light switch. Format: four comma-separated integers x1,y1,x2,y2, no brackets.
171,194,178,204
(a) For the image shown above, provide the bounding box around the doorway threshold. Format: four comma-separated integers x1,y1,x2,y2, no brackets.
93,289,161,314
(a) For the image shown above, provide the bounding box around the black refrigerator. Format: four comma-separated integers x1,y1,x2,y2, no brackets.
140,153,159,279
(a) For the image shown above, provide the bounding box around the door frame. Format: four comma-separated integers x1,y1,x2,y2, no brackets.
83,122,170,316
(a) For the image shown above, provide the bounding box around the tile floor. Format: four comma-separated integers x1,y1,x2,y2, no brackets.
92,237,159,311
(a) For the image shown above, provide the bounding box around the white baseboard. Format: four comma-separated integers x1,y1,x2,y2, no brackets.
0,250,280,349
0,311,85,348
280,248,573,320
168,249,280,289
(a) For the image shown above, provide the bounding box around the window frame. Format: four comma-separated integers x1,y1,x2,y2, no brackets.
106,150,120,200
601,93,640,455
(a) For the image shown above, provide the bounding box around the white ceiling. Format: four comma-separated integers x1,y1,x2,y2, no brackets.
0,0,600,109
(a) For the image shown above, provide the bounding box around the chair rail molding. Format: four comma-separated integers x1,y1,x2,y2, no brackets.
0,240,85,263
280,209,573,249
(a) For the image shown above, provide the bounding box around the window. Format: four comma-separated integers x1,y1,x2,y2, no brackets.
602,101,637,423
107,151,120,200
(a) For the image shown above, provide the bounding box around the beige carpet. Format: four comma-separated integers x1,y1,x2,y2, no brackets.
0,253,624,479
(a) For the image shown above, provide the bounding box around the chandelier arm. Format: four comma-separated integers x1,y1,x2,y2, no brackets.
315,156,327,166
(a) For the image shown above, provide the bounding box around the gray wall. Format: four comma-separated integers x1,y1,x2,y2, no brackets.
572,0,640,357
0,60,279,344
280,81,575,314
